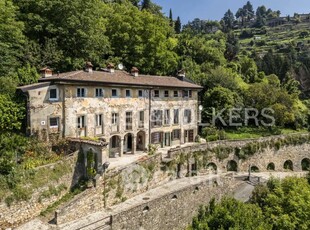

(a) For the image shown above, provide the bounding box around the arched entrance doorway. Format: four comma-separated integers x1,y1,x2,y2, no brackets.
124,133,134,154
110,135,121,157
137,131,146,151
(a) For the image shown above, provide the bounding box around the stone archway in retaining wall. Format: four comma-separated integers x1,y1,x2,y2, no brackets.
250,165,259,172
284,160,294,171
227,160,238,172
206,163,217,174
301,158,310,171
267,162,275,171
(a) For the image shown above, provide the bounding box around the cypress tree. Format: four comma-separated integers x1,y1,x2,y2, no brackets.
175,16,181,34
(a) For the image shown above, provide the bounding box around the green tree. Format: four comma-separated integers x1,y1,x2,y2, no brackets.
0,0,25,76
14,0,110,71
175,16,181,34
189,197,271,230
105,2,178,75
221,9,235,32
0,95,24,132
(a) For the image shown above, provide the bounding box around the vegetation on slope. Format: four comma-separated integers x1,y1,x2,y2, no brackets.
188,176,310,230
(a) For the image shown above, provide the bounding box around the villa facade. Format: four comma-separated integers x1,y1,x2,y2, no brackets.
19,63,202,157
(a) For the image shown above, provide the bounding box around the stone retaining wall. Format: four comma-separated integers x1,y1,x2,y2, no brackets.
0,151,83,229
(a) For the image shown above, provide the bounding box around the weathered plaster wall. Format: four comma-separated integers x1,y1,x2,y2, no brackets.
0,152,83,229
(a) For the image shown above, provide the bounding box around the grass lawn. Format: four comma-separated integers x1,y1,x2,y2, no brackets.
224,127,308,140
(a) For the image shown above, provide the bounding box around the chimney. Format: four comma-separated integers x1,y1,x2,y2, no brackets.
107,63,115,73
40,67,53,78
85,62,93,73
131,67,139,77
177,69,186,81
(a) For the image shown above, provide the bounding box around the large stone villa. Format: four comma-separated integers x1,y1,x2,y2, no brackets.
19,63,202,158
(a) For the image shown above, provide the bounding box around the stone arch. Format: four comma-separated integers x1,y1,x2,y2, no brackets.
267,162,275,171
109,135,121,157
206,163,217,173
301,158,310,171
171,195,178,200
136,130,146,151
124,133,134,154
250,165,259,172
284,160,293,171
227,160,238,172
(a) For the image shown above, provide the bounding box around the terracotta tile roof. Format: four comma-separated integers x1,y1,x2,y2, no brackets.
17,82,51,92
38,70,203,89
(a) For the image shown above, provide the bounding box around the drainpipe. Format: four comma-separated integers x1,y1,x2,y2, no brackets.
148,88,152,151
62,85,66,138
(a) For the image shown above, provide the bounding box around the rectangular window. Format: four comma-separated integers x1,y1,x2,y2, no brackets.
151,132,162,144
126,89,131,98
184,109,192,124
126,112,132,130
49,117,59,128
172,129,181,140
183,90,189,98
173,109,179,124
49,88,58,100
96,114,103,126
111,113,119,125
95,88,104,97
139,111,144,128
151,110,163,127
77,116,85,128
164,109,170,125
77,88,86,97
138,90,143,98
154,90,159,98
173,90,179,98
189,90,192,98
164,90,169,98
112,89,118,98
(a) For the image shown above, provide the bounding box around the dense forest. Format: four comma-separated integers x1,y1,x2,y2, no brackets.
188,176,310,230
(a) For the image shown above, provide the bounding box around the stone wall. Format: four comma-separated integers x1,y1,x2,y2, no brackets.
54,134,310,226
55,152,178,224
111,175,240,230
0,151,83,229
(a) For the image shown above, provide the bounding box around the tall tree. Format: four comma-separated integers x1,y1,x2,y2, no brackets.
14,0,110,71
141,0,151,10
221,9,235,32
0,0,25,76
175,16,181,34
169,8,173,26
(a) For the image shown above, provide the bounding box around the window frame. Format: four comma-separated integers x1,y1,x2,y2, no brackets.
49,88,58,101
111,112,119,125
125,89,132,98
173,90,179,98
164,109,170,125
184,109,192,124
95,88,104,98
173,109,179,125
95,114,103,127
112,89,118,98
154,90,160,98
49,117,59,128
77,115,86,128
77,87,86,98
164,90,169,98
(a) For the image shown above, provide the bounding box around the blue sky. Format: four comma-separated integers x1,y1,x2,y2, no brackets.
153,0,310,23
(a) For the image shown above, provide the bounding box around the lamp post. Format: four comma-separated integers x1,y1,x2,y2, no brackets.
102,162,110,209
